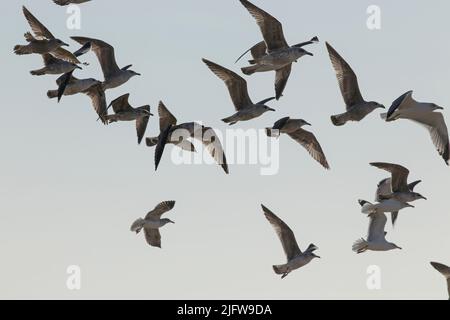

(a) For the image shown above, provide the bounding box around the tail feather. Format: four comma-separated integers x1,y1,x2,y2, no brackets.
359,199,376,214
273,264,288,275
30,68,46,76
146,137,159,147
330,114,347,126
47,90,58,99
130,218,145,234
241,65,259,75
14,45,32,55
352,238,368,254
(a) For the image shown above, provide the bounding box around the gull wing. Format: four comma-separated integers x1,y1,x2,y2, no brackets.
262,205,302,261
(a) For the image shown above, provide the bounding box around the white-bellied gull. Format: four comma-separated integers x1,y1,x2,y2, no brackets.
266,117,330,169
202,58,275,125
53,0,92,5
237,0,318,100
106,93,153,144
14,6,80,64
47,73,108,124
131,201,176,249
353,203,402,253
146,101,229,174
430,262,450,300
381,90,450,165
30,42,91,76
371,162,426,225
326,42,385,126
71,37,141,90
261,205,320,279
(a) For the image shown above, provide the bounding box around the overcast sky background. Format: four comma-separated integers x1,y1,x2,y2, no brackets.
1,0,449,300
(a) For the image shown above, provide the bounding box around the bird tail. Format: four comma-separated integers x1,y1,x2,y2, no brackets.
47,90,58,99
30,68,46,76
146,137,159,147
352,238,369,254
273,264,289,276
241,65,259,75
358,199,376,214
266,128,280,138
130,218,145,234
14,44,32,55
330,113,348,126
222,116,237,126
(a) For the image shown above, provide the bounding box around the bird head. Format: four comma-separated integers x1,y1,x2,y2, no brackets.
413,192,427,201
139,106,154,117
54,39,69,47
161,218,175,225
293,47,313,59
369,101,385,109
431,103,444,111
306,243,320,259
299,119,312,127
262,105,276,113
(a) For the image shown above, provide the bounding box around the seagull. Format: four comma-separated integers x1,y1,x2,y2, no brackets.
146,101,229,174
325,42,385,126
30,42,91,76
381,91,450,165
130,201,176,249
202,58,275,125
53,0,92,5
71,37,141,90
430,262,450,300
353,203,402,253
371,162,426,225
236,0,317,100
47,73,108,124
358,199,414,217
261,205,320,279
106,94,153,144
266,117,330,169
14,6,80,64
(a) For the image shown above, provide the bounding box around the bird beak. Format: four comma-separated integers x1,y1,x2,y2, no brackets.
314,254,321,259
75,65,82,70
62,42,70,47
379,105,386,109
421,195,428,200
397,246,403,250
408,204,415,208
135,72,142,76
268,108,276,112
305,122,312,126
305,51,313,56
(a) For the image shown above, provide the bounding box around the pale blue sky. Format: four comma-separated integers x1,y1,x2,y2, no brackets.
1,0,450,299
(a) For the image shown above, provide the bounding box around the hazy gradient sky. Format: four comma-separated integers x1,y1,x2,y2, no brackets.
1,0,450,300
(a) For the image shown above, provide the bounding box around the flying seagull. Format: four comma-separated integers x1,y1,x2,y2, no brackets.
53,0,92,5
71,37,141,90
146,101,229,174
353,203,402,253
130,201,176,249
106,94,153,144
202,58,275,125
266,117,330,169
371,162,426,225
237,0,317,100
430,262,450,300
381,91,450,165
14,6,80,64
261,205,320,279
47,73,108,124
326,42,385,126
30,42,91,76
